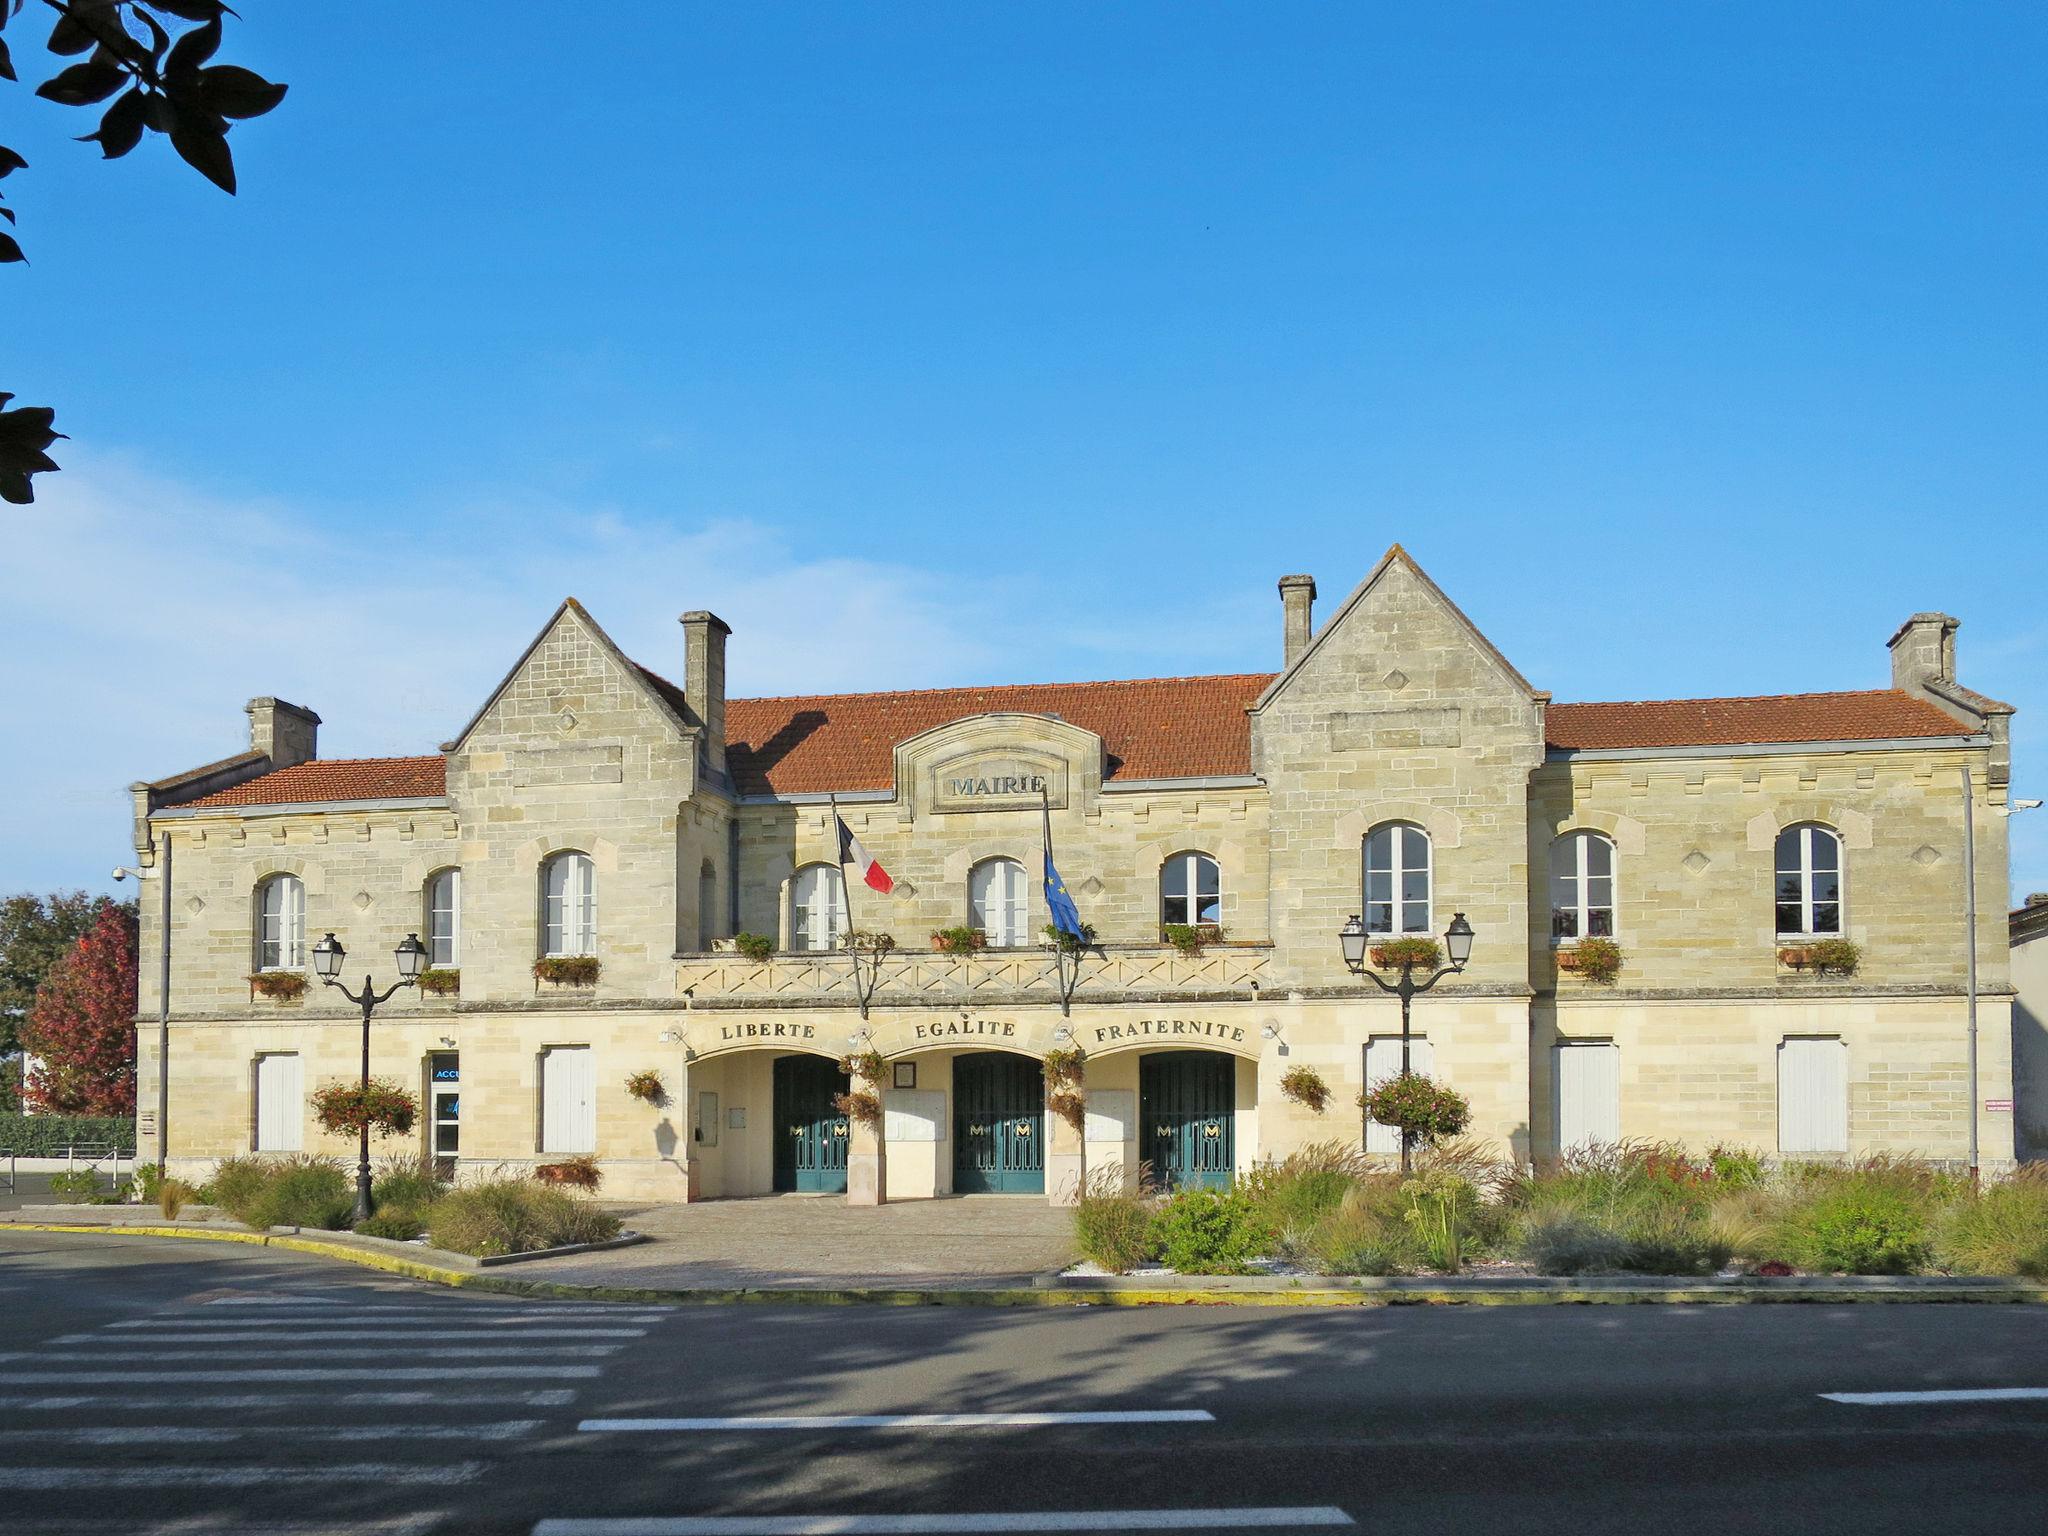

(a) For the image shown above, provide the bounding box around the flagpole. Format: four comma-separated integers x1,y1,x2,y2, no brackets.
829,792,856,948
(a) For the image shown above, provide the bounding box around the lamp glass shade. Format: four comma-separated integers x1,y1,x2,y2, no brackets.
311,932,344,980
1337,914,1368,972
395,932,429,981
1444,912,1475,968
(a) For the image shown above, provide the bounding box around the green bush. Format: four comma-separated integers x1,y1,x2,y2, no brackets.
1150,1186,1271,1275
1300,1180,1419,1275
355,1211,426,1241
1515,1208,1634,1274
1506,1142,1731,1275
1779,1178,1932,1275
203,1155,271,1222
425,1177,621,1258
205,1154,353,1230
47,1168,104,1201
0,1113,135,1156
1935,1168,2048,1277
1708,1144,1766,1189
371,1161,444,1216
1402,1169,1481,1272
1240,1142,1373,1239
1074,1168,1157,1272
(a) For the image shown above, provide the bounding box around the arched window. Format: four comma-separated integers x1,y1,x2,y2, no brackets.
969,857,1028,947
791,863,848,952
541,852,597,957
425,868,461,967
254,874,305,971
1775,824,1842,936
1363,822,1431,935
1161,851,1221,929
1549,832,1615,940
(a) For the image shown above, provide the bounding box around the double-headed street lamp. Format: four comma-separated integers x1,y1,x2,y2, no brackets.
312,930,428,1223
1338,911,1475,1173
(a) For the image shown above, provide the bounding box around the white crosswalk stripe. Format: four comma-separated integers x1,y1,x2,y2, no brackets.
0,1389,578,1410
0,1365,603,1382
530,1513,1357,1536
64,1327,648,1342
0,1461,484,1489
0,1344,626,1360
1,1422,541,1445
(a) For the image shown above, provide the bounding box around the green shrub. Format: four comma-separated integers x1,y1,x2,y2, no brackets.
248,1157,355,1231
1516,1209,1634,1274
1240,1142,1371,1238
1935,1168,2048,1277
1300,1180,1418,1275
48,1168,103,1201
1779,1178,1932,1275
355,1211,426,1241
204,1155,272,1223
371,1161,444,1216
732,931,775,962
1402,1169,1480,1272
424,1178,621,1258
1708,1144,1766,1189
1151,1186,1272,1275
1506,1141,1732,1274
0,1113,135,1156
1074,1167,1157,1272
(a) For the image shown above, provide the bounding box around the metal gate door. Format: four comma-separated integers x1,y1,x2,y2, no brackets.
772,1055,851,1194
952,1053,1046,1194
1139,1051,1236,1190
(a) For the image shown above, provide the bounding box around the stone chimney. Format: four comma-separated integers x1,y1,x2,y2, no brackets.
245,697,320,768
678,611,732,777
1888,612,1959,692
1279,575,1317,667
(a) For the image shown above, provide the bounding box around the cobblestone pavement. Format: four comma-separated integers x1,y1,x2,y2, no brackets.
516,1193,1079,1290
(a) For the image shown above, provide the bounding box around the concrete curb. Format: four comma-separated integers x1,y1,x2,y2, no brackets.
6,1222,2048,1307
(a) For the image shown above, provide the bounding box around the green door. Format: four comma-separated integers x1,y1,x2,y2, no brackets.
772,1054,850,1194
953,1053,1046,1194
1140,1051,1236,1190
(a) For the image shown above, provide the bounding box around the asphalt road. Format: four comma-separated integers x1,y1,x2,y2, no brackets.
0,1229,2044,1536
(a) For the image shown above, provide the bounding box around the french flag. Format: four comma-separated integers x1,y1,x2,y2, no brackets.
837,814,895,894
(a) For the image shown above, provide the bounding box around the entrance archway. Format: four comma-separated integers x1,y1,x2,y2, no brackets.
1140,1050,1236,1190
771,1054,851,1194
951,1052,1046,1194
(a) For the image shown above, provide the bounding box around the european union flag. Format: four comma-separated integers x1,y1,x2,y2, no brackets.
1044,849,1085,939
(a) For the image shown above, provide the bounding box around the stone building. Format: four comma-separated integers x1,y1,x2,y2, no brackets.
127,547,2026,1201
2011,894,2048,1161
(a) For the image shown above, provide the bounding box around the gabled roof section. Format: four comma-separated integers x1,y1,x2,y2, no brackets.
1546,690,1970,751
725,674,1274,796
443,598,694,752
177,756,448,809
1252,544,1540,712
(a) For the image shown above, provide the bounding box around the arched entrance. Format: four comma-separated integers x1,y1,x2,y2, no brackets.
952,1052,1046,1194
772,1054,851,1194
1140,1050,1236,1190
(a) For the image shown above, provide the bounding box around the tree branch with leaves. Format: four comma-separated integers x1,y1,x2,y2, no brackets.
0,0,287,503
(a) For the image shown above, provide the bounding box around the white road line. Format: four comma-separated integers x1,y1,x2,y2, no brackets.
115,1314,661,1327
0,1388,579,1409
0,1461,482,1489
62,1328,647,1342
1820,1388,2048,1406
1,1421,542,1445
0,1365,600,1383
199,1301,665,1317
0,1344,625,1361
531,1512,1355,1536
579,1412,1218,1433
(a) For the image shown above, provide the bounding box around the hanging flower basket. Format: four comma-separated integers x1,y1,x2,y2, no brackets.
1370,937,1441,970
1358,1071,1469,1146
834,1088,883,1126
1042,1046,1086,1088
311,1078,417,1138
1280,1064,1331,1114
625,1069,666,1106
840,1049,889,1089
1047,1087,1086,1132
247,971,308,1002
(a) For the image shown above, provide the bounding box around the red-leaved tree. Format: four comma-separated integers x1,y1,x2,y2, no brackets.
21,906,138,1115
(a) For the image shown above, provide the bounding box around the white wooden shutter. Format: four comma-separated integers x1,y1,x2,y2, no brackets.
254,1054,302,1152
541,1046,596,1154
1554,1042,1620,1151
1778,1037,1848,1154
1363,1036,1435,1156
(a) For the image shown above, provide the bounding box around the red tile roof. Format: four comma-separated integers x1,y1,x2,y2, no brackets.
164,685,1977,810
1544,690,1965,750
177,756,447,809
725,675,1276,796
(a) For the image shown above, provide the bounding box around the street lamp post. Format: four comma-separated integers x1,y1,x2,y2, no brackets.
1338,911,1475,1174
312,930,428,1223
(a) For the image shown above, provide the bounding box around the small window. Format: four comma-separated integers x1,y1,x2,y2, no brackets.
969,857,1029,947
1363,823,1431,935
1775,824,1843,936
253,1053,303,1152
791,864,848,952
539,1045,595,1155
1550,831,1616,941
254,874,305,972
426,869,461,968
1161,852,1221,929
541,852,597,957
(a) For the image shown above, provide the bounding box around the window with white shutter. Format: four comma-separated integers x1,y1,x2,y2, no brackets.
1554,1041,1621,1151
253,1054,303,1152
540,1045,596,1154
1778,1037,1848,1154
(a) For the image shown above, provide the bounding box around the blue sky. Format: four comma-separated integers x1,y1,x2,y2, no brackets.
3,3,2043,897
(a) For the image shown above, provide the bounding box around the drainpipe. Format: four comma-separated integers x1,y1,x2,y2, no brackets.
156,831,172,1181
1960,766,1979,1189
